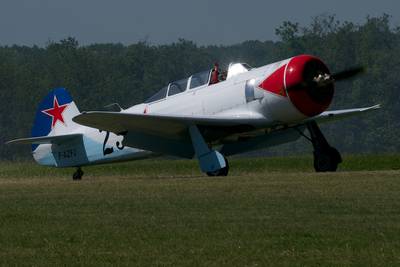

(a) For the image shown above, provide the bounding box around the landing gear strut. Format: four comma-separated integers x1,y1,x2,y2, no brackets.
188,125,229,176
306,121,342,172
73,167,84,180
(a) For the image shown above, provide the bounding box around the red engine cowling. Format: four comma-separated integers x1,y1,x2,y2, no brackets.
259,55,334,117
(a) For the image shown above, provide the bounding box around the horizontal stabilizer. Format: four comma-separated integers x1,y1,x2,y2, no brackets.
6,133,83,145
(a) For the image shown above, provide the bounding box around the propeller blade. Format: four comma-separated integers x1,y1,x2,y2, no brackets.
286,66,366,92
331,66,365,81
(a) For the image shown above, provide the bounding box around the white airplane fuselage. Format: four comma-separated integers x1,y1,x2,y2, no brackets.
11,53,377,178
33,55,332,167
127,57,305,124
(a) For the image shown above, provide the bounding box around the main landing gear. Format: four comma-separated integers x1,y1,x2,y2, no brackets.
189,125,229,176
305,121,342,172
73,167,84,180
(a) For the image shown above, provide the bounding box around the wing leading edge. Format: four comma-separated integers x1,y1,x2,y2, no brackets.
73,111,268,137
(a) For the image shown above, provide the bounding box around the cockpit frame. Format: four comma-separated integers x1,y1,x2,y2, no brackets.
144,63,251,104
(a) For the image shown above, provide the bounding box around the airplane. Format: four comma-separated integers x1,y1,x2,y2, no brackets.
7,54,380,180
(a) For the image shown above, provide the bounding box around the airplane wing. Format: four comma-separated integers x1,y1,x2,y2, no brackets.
220,105,381,156
73,111,267,138
309,104,381,124
74,104,380,137
72,105,380,158
6,133,83,145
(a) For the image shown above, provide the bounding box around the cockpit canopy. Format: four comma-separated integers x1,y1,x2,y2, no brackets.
144,63,252,103
226,63,252,79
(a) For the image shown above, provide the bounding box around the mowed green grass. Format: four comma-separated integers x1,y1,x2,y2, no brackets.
0,155,399,266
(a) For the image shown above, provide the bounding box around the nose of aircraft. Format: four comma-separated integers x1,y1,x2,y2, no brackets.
259,55,334,117
285,55,334,116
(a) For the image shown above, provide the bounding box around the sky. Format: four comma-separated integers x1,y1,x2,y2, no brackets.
0,0,398,46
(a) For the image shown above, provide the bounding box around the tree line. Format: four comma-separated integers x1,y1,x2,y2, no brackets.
0,14,398,159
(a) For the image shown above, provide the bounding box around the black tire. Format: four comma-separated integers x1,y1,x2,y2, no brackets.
328,147,342,164
206,157,229,177
72,168,83,180
313,147,341,172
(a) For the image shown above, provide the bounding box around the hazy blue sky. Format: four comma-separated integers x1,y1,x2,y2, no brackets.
0,0,398,46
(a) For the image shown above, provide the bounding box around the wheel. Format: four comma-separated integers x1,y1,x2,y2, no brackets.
72,168,83,180
328,147,342,164
207,157,229,176
72,172,81,180
313,147,341,172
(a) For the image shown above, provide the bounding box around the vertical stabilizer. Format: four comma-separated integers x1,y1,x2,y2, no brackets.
31,88,80,151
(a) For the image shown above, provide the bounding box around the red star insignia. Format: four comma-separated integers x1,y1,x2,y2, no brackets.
42,96,69,128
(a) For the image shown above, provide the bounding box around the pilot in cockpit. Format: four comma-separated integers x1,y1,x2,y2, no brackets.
210,63,220,84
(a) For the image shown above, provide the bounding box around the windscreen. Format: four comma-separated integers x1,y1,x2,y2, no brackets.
168,79,188,96
144,86,168,103
189,70,210,89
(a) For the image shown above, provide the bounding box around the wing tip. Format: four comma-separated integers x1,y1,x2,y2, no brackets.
370,104,381,110
5,138,28,145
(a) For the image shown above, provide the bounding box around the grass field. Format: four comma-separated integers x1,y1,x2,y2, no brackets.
0,155,399,266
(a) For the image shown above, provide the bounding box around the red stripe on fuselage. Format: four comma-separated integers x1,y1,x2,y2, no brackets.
258,64,287,97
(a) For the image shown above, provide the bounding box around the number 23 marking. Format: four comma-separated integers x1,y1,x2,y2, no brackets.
99,130,125,156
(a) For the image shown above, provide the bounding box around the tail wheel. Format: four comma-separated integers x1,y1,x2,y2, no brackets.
207,157,229,177
73,167,84,180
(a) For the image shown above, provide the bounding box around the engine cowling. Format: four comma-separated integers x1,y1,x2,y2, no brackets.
259,55,334,117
